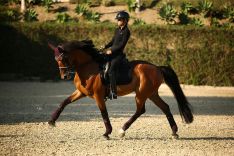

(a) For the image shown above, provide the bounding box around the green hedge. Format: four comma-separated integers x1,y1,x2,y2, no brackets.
0,22,233,85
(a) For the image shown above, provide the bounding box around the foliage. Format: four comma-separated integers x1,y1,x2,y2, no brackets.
127,0,137,12
6,0,20,4
181,2,193,15
88,0,102,7
74,0,101,7
221,22,233,29
190,18,203,27
6,9,21,21
102,0,115,7
223,4,234,22
198,0,213,17
159,3,177,24
75,4,100,22
87,0,102,7
85,11,101,22
56,13,71,23
75,4,89,16
210,17,220,27
23,9,38,22
132,18,146,25
1,0,41,5
0,7,21,22
42,0,53,12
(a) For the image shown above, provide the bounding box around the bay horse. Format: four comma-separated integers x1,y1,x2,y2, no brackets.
48,40,193,139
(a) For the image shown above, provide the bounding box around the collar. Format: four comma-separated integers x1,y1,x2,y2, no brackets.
119,24,127,30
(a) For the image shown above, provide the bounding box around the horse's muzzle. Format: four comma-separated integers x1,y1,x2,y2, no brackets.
63,73,72,80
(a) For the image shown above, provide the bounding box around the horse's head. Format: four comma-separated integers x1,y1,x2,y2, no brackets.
48,40,105,80
48,43,72,80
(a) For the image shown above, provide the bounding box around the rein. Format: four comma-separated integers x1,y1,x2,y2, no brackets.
56,52,94,75
55,43,103,76
77,59,95,69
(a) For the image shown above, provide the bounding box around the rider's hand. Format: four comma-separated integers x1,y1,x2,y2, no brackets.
106,50,112,55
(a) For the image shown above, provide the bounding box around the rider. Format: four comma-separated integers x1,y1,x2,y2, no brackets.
104,11,131,99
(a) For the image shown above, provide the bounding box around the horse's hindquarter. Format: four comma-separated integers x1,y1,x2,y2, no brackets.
117,61,163,96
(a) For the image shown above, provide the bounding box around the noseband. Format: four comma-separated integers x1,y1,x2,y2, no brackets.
55,52,64,61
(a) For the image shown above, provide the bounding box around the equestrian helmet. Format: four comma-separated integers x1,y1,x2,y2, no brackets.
115,11,130,21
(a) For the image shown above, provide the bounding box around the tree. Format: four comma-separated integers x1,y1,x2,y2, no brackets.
21,0,26,13
135,0,141,13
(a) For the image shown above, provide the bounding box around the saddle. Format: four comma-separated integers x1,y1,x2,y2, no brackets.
100,56,133,86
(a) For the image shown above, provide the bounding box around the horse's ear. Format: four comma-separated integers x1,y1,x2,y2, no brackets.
48,42,56,51
48,42,60,57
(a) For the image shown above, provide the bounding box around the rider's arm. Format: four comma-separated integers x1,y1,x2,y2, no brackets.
104,29,117,49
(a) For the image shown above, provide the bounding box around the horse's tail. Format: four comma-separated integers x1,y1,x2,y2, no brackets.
159,66,193,124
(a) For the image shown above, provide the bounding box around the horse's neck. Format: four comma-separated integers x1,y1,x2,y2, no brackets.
75,61,99,81
70,49,100,86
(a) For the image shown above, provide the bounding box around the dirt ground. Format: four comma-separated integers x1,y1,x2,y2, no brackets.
33,3,166,24
0,82,233,156
33,3,213,26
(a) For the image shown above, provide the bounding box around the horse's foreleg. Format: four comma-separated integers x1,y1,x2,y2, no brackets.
149,93,178,138
119,95,146,138
48,89,85,126
95,97,112,139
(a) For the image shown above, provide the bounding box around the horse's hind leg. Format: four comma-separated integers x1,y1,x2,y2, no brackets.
119,95,146,138
48,89,85,126
149,93,178,138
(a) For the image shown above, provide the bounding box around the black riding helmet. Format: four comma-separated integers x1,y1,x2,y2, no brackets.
115,11,130,21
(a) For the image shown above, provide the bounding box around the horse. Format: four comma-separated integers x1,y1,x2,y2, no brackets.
48,40,193,139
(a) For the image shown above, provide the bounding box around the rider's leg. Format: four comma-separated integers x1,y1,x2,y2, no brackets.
108,55,122,99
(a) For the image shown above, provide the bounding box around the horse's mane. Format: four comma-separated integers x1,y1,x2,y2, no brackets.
62,40,105,63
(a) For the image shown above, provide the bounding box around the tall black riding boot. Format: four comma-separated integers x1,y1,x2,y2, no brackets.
109,73,117,99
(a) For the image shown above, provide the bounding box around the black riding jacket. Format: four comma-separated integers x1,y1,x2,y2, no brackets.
105,25,130,57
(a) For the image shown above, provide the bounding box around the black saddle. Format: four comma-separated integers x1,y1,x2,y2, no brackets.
100,56,132,86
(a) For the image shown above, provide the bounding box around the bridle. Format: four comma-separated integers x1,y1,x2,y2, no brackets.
55,52,64,61
54,45,99,79
55,48,75,78
55,53,69,69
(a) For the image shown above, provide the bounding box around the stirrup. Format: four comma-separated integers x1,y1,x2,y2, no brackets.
108,85,117,100
112,92,117,99
104,62,110,80
109,90,117,100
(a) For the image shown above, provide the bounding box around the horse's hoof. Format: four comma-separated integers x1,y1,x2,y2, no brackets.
103,134,110,140
48,120,56,127
119,129,125,138
172,134,179,139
